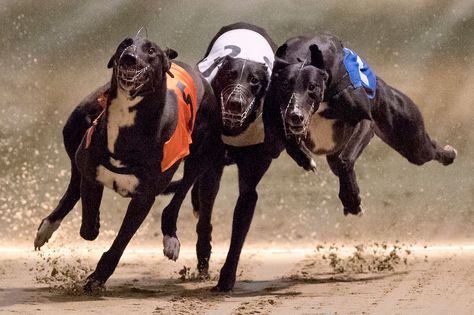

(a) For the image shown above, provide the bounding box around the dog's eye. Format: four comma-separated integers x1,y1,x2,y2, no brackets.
250,76,259,85
308,83,316,91
148,47,156,55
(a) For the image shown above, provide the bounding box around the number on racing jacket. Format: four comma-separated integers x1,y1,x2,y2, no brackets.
176,81,194,130
200,44,241,78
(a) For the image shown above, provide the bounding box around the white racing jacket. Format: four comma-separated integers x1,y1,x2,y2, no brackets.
197,28,274,147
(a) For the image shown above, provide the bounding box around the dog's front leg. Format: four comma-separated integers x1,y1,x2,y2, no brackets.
285,140,316,172
213,153,272,292
34,162,81,250
327,119,374,216
79,177,104,241
84,195,155,295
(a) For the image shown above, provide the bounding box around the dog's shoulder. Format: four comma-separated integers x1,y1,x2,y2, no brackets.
75,82,110,114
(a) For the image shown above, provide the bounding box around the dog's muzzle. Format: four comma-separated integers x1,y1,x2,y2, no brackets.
116,47,152,98
281,93,314,142
220,84,256,129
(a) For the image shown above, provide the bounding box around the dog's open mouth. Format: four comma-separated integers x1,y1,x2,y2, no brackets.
115,47,153,98
220,84,257,129
281,94,315,141
117,64,151,97
287,124,305,135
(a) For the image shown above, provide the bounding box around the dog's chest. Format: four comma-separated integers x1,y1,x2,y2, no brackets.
106,91,143,154
96,165,139,197
307,102,339,155
221,114,264,147
95,91,143,197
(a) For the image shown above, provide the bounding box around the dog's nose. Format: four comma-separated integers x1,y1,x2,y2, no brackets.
226,99,243,112
289,110,304,125
121,54,137,67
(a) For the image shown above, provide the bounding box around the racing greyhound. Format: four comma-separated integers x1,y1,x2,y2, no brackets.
33,34,222,294
160,23,311,292
264,34,457,216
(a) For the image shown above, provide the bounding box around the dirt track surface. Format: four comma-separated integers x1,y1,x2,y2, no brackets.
1,245,473,314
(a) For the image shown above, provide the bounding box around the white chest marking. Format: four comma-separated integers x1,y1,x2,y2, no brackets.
96,165,139,197
221,113,265,147
308,102,337,154
107,90,143,153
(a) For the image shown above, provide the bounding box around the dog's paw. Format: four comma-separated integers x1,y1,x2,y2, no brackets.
163,235,180,261
83,277,106,296
343,205,364,217
198,270,210,281
211,283,233,293
440,145,457,166
307,159,317,172
80,224,99,241
34,218,61,250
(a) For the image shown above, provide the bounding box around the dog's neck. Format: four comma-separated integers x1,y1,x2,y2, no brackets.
105,75,167,156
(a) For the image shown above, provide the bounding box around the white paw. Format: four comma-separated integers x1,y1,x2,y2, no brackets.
444,145,458,157
309,159,317,172
34,219,61,250
163,235,180,261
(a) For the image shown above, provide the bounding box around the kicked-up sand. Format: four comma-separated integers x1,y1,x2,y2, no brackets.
1,242,473,314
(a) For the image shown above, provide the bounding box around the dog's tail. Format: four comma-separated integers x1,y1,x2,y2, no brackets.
162,179,182,195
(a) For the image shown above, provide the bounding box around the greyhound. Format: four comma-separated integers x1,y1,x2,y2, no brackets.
160,22,313,292
33,34,222,294
263,33,457,216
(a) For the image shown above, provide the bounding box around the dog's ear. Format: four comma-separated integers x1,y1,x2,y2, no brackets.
107,55,115,69
165,47,178,60
309,44,325,69
273,57,290,73
108,37,134,69
275,43,288,59
162,47,178,76
273,43,290,72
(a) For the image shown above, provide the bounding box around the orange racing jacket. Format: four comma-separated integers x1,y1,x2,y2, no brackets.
161,63,198,172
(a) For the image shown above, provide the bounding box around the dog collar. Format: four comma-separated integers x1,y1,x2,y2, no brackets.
85,91,108,149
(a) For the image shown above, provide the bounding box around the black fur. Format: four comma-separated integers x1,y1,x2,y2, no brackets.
264,33,457,216
34,36,222,294
160,22,303,292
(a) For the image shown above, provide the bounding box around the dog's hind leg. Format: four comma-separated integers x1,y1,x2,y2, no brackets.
213,151,272,292
375,119,457,167
373,80,457,166
84,195,155,295
195,164,224,277
326,119,374,216
79,177,104,241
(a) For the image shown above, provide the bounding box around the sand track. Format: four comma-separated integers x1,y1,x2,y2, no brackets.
0,245,473,314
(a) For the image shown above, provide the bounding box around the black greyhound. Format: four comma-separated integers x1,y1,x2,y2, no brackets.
33,35,222,294
160,23,310,292
264,34,457,216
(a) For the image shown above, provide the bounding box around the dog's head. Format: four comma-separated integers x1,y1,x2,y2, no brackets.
212,56,270,135
270,43,328,141
107,36,178,99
